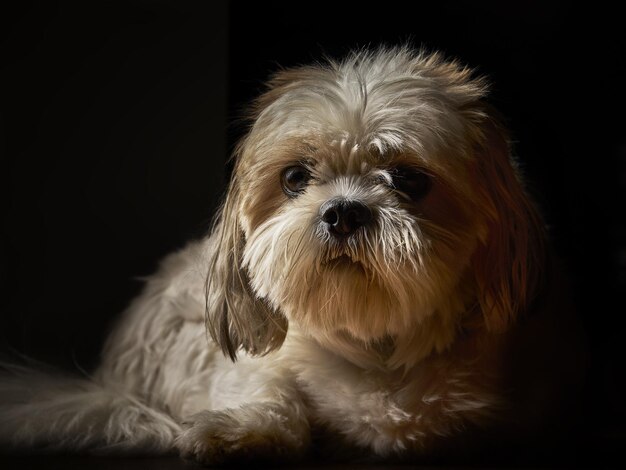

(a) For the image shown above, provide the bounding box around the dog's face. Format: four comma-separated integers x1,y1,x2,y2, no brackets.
207,48,546,364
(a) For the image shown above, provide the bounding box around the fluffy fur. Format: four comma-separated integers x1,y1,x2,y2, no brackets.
0,47,583,464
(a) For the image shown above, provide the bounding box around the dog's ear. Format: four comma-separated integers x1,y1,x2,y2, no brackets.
203,69,311,361
470,112,548,332
204,163,287,361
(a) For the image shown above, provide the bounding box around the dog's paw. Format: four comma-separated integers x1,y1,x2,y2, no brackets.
176,405,309,465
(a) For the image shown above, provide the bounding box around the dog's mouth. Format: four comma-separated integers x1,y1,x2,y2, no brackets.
328,254,355,264
323,254,365,271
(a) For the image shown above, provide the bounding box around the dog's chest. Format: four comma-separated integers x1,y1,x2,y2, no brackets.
279,333,499,451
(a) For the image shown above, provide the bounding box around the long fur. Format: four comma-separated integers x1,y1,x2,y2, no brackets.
0,362,180,453
1,46,574,464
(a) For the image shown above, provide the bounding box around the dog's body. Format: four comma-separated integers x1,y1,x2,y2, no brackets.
0,47,585,464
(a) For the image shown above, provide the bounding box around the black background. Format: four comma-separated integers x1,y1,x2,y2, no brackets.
1,0,625,462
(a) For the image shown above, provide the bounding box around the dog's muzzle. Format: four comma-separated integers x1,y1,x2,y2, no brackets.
320,198,373,238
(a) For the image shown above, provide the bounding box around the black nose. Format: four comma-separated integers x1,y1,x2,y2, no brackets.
320,199,372,237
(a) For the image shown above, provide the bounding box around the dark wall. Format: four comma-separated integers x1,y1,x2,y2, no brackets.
1,0,624,457
0,1,228,368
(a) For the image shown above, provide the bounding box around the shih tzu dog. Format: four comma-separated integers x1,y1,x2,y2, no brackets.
0,47,584,464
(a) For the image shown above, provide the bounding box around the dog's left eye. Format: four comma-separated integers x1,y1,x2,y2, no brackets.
281,165,312,197
391,166,432,202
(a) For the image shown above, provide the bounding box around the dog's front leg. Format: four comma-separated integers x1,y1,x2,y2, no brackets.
175,359,310,465
177,401,309,465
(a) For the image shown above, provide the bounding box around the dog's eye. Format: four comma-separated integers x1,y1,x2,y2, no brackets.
281,165,312,197
391,166,432,201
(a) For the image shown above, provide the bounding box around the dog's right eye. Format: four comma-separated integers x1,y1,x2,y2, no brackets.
281,165,312,197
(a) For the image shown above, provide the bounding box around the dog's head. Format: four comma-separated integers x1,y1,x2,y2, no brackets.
206,47,546,366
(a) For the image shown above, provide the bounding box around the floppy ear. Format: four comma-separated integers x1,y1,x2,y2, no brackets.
470,113,548,332
204,157,287,360
203,68,316,361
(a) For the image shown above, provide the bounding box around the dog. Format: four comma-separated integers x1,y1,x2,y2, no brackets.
0,46,585,464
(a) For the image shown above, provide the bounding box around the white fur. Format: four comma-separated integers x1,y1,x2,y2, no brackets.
0,47,549,463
